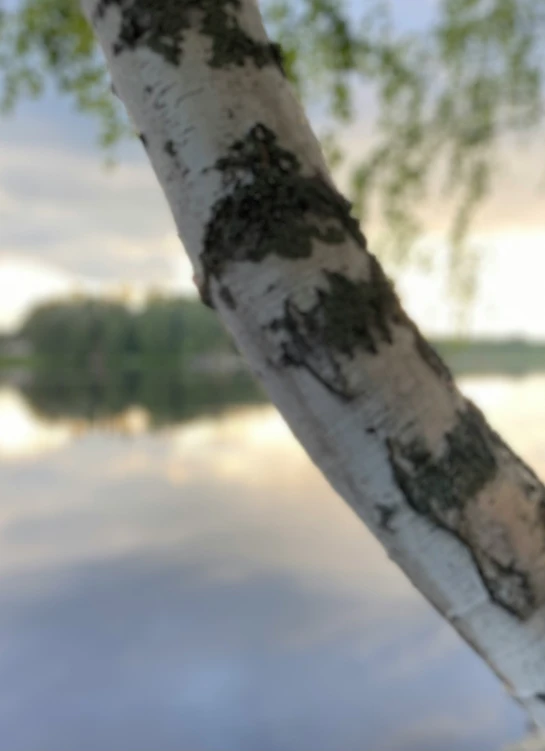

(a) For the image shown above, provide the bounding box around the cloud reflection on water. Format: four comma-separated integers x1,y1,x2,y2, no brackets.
0,377,538,750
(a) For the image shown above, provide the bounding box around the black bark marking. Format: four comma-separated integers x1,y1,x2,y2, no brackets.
376,504,398,532
413,329,453,382
138,132,148,149
272,298,352,401
219,285,236,310
94,0,285,72
387,401,537,619
175,87,205,110
198,285,215,309
164,139,176,156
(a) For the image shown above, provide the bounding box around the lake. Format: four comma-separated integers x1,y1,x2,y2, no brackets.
0,371,543,750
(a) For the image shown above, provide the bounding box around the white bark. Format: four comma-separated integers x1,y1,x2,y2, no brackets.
507,734,545,751
81,0,545,728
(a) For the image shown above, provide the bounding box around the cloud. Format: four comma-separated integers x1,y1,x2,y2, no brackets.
0,390,70,461
0,256,76,330
0,392,528,750
0,143,174,267
0,99,195,327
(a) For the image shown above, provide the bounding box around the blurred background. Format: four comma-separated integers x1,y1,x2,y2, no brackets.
1,0,545,748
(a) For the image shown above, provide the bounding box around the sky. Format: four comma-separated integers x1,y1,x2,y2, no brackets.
0,90,195,330
0,0,544,337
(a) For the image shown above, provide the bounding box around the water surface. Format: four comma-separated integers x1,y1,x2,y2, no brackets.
0,374,542,750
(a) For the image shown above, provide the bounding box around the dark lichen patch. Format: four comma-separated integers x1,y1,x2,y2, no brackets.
94,0,284,72
388,401,497,521
164,139,176,157
266,266,406,397
138,132,148,149
201,123,364,296
264,257,434,397
387,400,538,619
202,123,453,390
315,263,402,356
202,19,284,71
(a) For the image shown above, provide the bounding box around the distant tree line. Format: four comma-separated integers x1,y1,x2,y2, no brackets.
17,295,232,370
8,295,545,379
0,295,266,428
3,295,545,429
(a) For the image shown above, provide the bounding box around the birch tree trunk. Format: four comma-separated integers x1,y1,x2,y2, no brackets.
81,0,545,730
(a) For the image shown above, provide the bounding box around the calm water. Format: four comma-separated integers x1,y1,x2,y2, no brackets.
1,373,544,751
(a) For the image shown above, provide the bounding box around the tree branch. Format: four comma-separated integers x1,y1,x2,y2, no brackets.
80,0,545,729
